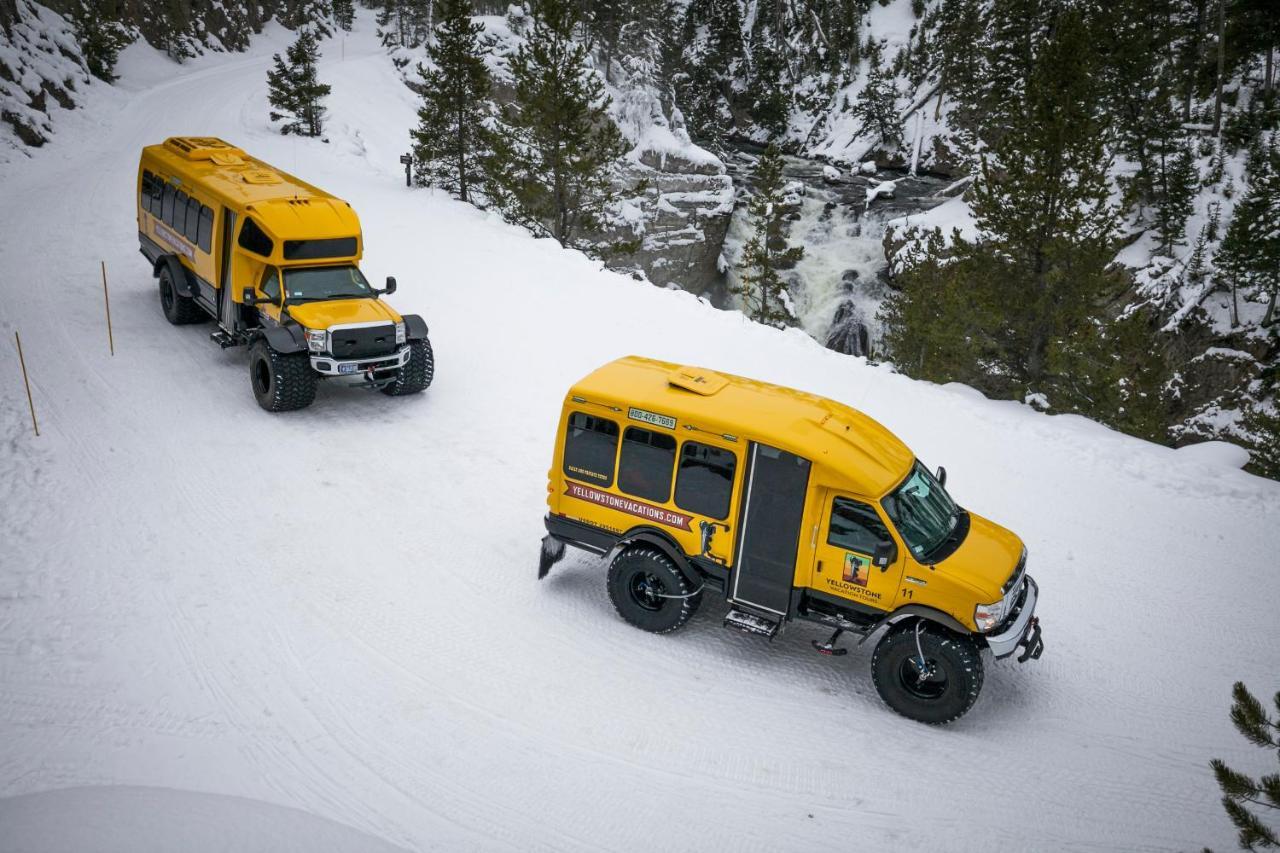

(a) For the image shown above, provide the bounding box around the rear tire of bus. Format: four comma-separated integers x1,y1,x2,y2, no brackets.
380,338,434,396
249,339,317,412
871,620,984,725
607,546,701,634
159,266,205,325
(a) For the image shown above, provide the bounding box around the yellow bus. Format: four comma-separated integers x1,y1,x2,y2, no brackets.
538,356,1044,724
137,136,433,411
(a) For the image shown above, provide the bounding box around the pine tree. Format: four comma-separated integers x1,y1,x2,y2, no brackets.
70,0,130,83
489,0,628,246
882,8,1130,412
745,1,791,139
1154,139,1197,255
851,46,902,154
673,0,744,145
332,0,355,32
267,29,331,137
279,0,334,38
733,145,803,329
410,0,494,203
1207,682,1280,850
1218,134,1280,327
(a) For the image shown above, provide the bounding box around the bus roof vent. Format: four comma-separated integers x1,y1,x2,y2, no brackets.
163,136,246,163
241,169,283,185
668,366,728,396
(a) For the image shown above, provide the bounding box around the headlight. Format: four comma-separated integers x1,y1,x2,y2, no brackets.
974,599,1008,633
395,321,406,345
305,328,327,353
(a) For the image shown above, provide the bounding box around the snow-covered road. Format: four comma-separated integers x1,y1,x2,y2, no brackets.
1,15,1277,853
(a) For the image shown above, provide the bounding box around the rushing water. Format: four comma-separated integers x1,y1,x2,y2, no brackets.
723,149,952,357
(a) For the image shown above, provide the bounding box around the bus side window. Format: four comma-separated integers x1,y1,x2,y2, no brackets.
161,183,176,227
140,171,155,214
238,217,275,257
184,196,201,244
197,206,214,254
618,427,677,503
674,442,737,520
261,267,280,302
173,191,189,235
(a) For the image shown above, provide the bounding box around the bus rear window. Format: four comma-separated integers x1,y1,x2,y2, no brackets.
563,412,619,487
283,237,358,260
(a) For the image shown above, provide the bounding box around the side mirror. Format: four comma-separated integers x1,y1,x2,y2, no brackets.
935,466,947,488
242,286,266,306
872,539,898,571
383,276,397,295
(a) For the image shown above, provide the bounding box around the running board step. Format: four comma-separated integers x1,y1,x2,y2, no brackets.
210,330,248,349
723,608,782,639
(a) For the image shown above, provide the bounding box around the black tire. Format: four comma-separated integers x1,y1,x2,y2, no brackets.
158,266,205,325
380,337,434,396
249,339,317,412
606,546,701,634
871,620,984,725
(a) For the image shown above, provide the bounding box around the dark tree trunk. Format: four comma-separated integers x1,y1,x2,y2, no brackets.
1213,0,1225,135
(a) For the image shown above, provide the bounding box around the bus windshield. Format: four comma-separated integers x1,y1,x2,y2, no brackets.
282,265,374,302
882,463,961,561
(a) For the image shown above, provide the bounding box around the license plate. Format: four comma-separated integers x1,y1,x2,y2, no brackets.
338,363,359,375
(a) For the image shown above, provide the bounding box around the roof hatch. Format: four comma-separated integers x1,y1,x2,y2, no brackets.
163,136,246,164
668,366,728,396
241,169,282,185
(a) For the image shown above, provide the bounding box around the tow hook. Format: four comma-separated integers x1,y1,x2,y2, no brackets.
1016,616,1044,663
812,628,848,656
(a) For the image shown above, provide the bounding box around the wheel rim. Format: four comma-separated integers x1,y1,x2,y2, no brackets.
628,572,667,612
898,656,950,701
161,278,174,311
253,358,271,395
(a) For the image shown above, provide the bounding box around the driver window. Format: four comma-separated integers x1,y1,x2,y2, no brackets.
828,497,891,555
260,268,280,302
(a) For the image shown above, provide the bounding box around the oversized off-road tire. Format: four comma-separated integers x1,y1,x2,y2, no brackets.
606,546,701,634
871,620,984,725
380,337,434,396
159,265,205,325
249,339,317,412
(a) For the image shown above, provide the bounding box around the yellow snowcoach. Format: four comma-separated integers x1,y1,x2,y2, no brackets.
137,137,433,411
539,357,1044,724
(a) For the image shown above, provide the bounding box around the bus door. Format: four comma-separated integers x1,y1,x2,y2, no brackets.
729,443,812,616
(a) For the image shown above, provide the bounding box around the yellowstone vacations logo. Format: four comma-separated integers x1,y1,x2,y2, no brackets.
843,553,870,587
564,482,693,531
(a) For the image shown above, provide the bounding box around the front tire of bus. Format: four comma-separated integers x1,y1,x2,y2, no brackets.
871,620,984,725
380,338,434,396
159,266,205,325
249,339,317,412
607,546,701,634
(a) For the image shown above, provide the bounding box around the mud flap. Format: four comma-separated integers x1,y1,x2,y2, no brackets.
538,535,566,580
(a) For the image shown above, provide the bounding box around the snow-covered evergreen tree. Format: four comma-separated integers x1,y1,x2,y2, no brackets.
733,145,802,329
266,29,331,137
488,0,627,246
1217,133,1280,327
850,45,901,154
332,0,354,32
69,0,130,82
410,0,494,203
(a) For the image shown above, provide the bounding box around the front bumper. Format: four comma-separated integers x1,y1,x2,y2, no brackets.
310,345,410,377
985,575,1044,662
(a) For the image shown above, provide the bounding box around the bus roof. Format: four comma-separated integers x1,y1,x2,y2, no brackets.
569,356,916,499
141,137,359,241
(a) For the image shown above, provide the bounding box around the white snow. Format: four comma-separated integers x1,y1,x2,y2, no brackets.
1,11,1279,853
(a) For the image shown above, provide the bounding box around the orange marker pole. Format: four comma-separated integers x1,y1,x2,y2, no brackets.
15,331,38,436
